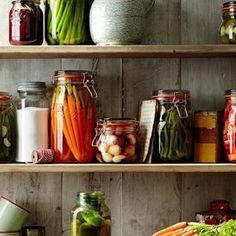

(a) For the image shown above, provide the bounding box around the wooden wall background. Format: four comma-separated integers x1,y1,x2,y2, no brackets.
0,1,235,235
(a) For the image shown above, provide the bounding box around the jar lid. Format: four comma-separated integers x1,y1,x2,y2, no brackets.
98,118,139,128
224,89,236,98
0,92,11,101
17,82,46,92
152,89,190,100
223,1,236,12
53,70,93,81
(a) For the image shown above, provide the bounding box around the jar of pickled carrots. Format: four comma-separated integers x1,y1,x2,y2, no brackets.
94,118,139,163
70,191,111,236
51,70,97,163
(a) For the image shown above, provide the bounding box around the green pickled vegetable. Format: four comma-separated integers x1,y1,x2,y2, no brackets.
79,223,97,236
81,210,103,227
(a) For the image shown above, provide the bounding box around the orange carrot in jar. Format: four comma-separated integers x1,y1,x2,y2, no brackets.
152,222,187,236
181,232,194,236
160,229,185,236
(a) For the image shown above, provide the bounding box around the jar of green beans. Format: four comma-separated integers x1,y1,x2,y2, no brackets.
0,92,16,163
152,90,193,162
45,0,91,45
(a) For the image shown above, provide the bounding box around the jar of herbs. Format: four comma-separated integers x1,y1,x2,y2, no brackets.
152,90,193,162
0,92,16,163
70,191,111,236
220,1,236,44
9,0,43,45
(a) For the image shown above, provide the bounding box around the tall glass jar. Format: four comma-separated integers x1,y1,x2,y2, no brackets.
152,90,193,162
16,82,49,163
220,1,236,44
0,93,16,163
45,0,91,45
9,0,43,45
94,118,139,163
70,191,111,236
223,89,236,162
51,71,97,163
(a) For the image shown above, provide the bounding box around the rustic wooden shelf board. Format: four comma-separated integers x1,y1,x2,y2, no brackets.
1,45,236,58
0,164,236,173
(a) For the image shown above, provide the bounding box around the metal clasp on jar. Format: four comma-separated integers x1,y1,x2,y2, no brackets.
82,73,98,98
172,92,188,119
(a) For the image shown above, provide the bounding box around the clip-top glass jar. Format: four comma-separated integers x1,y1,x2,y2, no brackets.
0,92,16,163
220,1,236,44
223,89,236,162
152,90,192,162
94,118,139,163
9,0,43,45
51,70,97,163
70,191,111,236
16,82,49,163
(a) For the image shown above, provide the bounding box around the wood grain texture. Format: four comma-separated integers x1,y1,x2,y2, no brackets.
62,173,122,236
0,173,62,235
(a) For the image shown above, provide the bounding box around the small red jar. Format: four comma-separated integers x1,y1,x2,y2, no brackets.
9,0,43,45
196,200,236,225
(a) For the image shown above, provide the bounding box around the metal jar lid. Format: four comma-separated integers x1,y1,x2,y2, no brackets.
17,82,46,92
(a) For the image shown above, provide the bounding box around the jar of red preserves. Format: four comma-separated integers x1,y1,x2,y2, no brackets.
9,0,43,45
51,71,97,163
223,89,236,162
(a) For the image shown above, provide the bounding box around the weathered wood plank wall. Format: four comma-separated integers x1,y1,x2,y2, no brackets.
0,1,236,236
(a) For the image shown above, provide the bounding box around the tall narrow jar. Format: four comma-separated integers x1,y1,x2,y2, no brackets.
51,71,97,163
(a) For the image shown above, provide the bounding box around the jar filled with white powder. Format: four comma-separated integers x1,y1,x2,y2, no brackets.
16,82,49,162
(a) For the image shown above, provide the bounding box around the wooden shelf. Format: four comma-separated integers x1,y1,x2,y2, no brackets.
1,45,236,58
1,163,236,173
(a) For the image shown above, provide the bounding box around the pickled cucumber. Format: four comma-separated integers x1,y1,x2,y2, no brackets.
81,210,103,227
79,222,97,236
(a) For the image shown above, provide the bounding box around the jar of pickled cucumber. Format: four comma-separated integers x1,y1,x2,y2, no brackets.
220,1,236,44
0,92,16,163
93,118,139,163
70,191,111,236
152,90,193,162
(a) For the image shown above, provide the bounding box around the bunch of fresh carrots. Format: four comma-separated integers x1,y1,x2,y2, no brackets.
152,222,198,236
51,80,96,163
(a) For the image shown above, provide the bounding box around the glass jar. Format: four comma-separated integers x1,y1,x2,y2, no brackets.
220,1,236,44
9,0,43,45
51,70,97,163
196,200,236,225
16,82,49,163
223,89,236,162
0,92,16,163
94,118,139,163
45,0,90,45
70,191,111,236
152,90,193,162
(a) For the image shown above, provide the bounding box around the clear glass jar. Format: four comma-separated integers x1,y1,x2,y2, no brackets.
70,191,111,236
45,0,90,45
94,118,139,163
223,89,236,162
16,82,49,163
51,70,97,163
152,90,193,162
220,1,236,44
0,92,16,163
9,0,43,45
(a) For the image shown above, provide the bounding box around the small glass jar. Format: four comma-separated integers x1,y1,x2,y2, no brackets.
152,90,193,162
9,0,43,45
70,191,111,236
0,92,16,163
16,82,49,163
223,89,236,162
45,0,90,45
196,200,236,225
94,118,139,163
51,71,97,163
220,1,236,44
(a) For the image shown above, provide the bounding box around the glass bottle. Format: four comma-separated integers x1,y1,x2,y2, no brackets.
94,118,139,163
45,0,91,45
70,191,111,236
51,70,97,163
16,82,49,163
9,0,43,45
0,92,16,163
220,1,236,44
152,90,193,162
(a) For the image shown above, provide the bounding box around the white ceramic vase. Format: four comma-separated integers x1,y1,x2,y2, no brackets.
89,0,155,45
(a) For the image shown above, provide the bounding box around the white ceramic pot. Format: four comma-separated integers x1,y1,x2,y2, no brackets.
89,0,155,45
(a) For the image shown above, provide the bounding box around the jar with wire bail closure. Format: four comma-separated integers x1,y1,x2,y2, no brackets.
152,90,193,162
93,118,139,163
51,70,97,163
